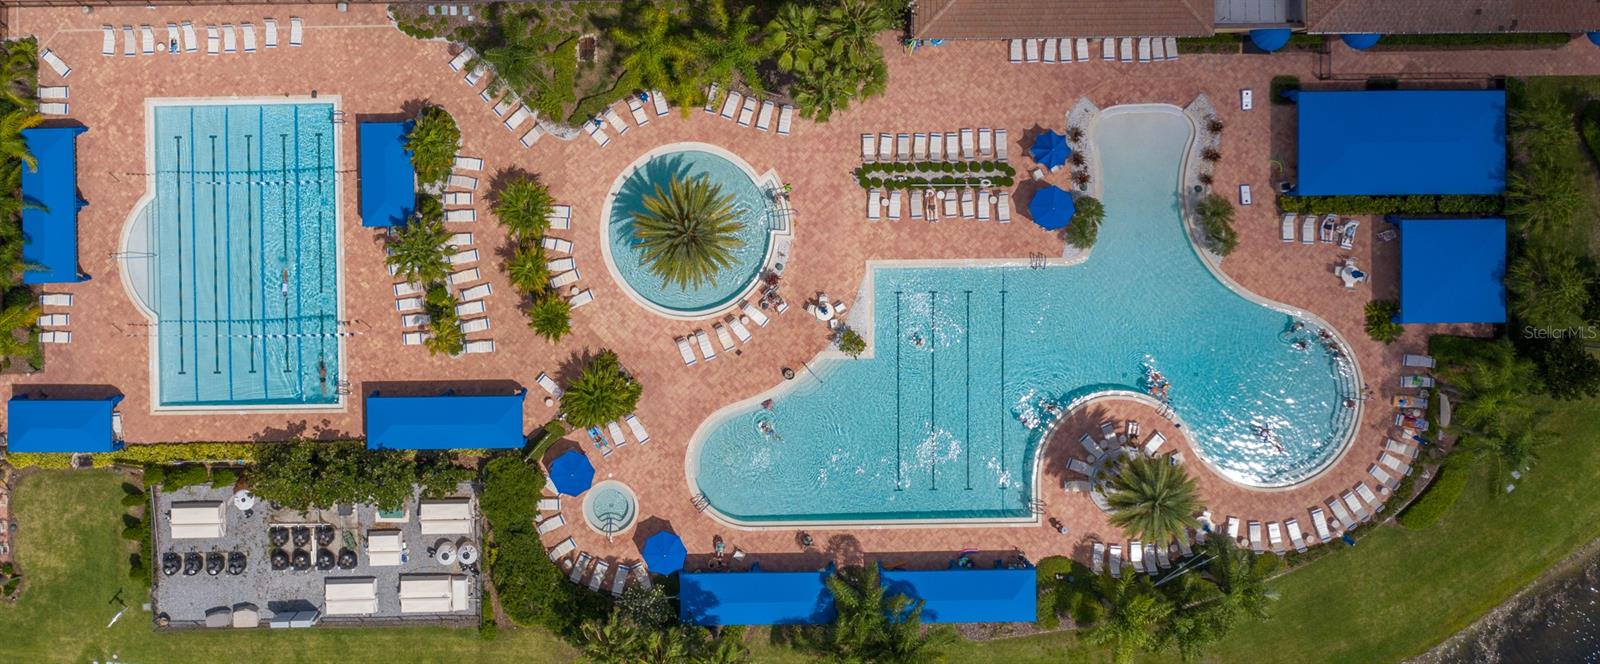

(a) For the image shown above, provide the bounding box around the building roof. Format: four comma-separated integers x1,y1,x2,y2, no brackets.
357,121,415,228
1305,0,1600,35
20,126,88,284
1295,90,1506,196
881,568,1037,623
364,391,526,450
1393,218,1507,325
679,566,1037,626
911,0,1214,39
5,395,120,453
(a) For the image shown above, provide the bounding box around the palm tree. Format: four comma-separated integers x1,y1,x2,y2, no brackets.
492,177,554,242
1202,536,1276,621
1105,455,1202,546
580,612,645,663
1511,95,1576,154
1440,340,1538,435
562,350,642,428
818,0,895,69
632,174,744,290
505,244,550,294
610,5,693,105
766,3,820,74
422,288,465,357
0,298,41,367
478,7,556,99
0,110,45,170
689,0,771,96
791,62,856,122
0,40,38,110
823,565,956,663
1084,572,1172,664
385,211,453,286
1506,158,1582,238
1065,195,1105,249
527,294,571,343
1507,245,1591,332
405,106,460,187
1458,425,1550,485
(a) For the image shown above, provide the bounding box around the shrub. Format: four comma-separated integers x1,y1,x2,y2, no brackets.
1375,33,1571,50
837,328,866,357
1366,77,1400,91
120,492,148,508
1177,35,1242,54
1277,194,1503,216
251,442,420,512
1398,464,1469,529
480,596,498,640
209,467,240,489
1206,116,1225,134
1194,194,1238,256
1200,147,1221,162
161,464,210,491
406,106,461,187
527,295,572,343
561,350,642,429
1065,196,1105,249
493,176,554,243
1270,75,1300,105
1364,300,1403,344
1579,101,1600,168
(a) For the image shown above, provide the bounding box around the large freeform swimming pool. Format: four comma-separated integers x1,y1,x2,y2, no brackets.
689,107,1358,524
123,101,341,408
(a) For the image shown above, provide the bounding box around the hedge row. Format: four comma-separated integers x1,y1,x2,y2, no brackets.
1373,33,1572,50
1397,465,1468,529
1277,194,1504,216
7,442,264,470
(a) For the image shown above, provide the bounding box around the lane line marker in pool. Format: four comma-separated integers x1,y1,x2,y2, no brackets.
173,134,186,376
894,289,903,492
998,281,1007,488
279,133,291,375
208,134,221,376
965,289,972,491
929,289,937,492
244,133,256,375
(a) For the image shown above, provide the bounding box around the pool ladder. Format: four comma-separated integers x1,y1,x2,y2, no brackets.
1028,253,1048,269
1028,498,1047,515
690,492,710,512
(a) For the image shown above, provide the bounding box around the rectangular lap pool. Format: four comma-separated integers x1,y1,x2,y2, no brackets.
127,100,341,408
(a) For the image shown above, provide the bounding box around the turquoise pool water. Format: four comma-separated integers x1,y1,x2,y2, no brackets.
134,102,340,407
606,149,775,314
690,109,1358,523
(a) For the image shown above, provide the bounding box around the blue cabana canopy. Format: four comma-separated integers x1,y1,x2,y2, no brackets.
1588,31,1600,47
1029,131,1071,170
642,530,687,575
364,391,525,449
1029,185,1076,231
1340,33,1382,50
357,121,415,228
678,567,1037,626
6,395,122,453
548,450,596,497
680,568,835,626
20,126,88,284
1393,218,1507,324
1296,91,1506,196
1249,28,1293,53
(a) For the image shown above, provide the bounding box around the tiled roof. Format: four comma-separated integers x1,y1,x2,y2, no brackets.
911,0,1215,40
1305,0,1600,34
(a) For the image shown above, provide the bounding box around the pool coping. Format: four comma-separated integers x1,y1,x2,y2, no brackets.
596,141,793,321
682,104,1366,530
121,96,348,414
581,479,639,538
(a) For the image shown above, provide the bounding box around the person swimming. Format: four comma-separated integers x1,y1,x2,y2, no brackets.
317,358,329,392
1256,425,1285,453
910,332,925,348
280,268,290,297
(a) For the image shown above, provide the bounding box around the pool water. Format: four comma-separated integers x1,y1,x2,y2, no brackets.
131,102,340,407
690,109,1357,523
583,481,639,535
605,149,775,314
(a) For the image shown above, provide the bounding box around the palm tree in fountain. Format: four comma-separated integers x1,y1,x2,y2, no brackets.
632,174,744,290
1105,455,1201,547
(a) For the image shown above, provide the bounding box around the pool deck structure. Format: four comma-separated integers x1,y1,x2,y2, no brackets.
7,4,1584,573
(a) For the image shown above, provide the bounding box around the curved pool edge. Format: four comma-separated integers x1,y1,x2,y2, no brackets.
597,141,792,321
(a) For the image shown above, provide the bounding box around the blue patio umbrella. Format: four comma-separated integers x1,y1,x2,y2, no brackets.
1589,31,1600,47
1248,28,1293,53
1340,33,1382,50
548,450,595,497
642,531,687,575
1028,185,1076,231
1029,131,1072,170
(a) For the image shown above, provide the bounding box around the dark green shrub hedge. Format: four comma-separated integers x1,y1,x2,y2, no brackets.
1277,194,1503,216
1398,465,1468,529
479,457,610,635
1177,35,1242,54
161,464,209,491
1270,76,1301,105
1374,33,1571,50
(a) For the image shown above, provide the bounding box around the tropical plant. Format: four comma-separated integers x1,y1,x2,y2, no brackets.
478,7,559,98
1065,196,1105,249
689,0,771,96
1507,245,1591,331
251,442,420,512
0,109,45,170
823,565,957,664
1510,94,1577,154
1202,536,1277,622
562,350,642,429
609,4,694,105
527,294,571,343
632,175,744,289
0,297,41,368
787,0,893,122
1194,194,1238,256
1364,300,1403,343
1458,425,1550,486
1105,455,1201,546
422,284,465,356
766,3,821,74
790,62,860,122
819,0,896,70
405,106,460,187
1505,158,1583,238
0,40,39,110
492,176,554,242
1084,572,1173,664
505,244,550,295
1439,339,1537,436
385,209,453,286
837,327,866,357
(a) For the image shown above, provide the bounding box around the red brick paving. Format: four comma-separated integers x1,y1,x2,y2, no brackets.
8,6,1581,572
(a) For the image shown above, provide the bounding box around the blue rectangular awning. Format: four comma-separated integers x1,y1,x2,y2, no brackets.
679,566,1037,626
357,121,415,228
680,569,836,626
364,391,525,450
20,126,88,284
1394,218,1507,324
1296,90,1506,196
6,395,122,453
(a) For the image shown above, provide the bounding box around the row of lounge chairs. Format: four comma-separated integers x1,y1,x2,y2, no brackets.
36,85,68,116
580,91,672,148
1280,213,1358,250
563,548,652,598
862,128,1008,163
397,156,494,354
1219,476,1397,556
104,18,299,57
447,47,550,148
866,187,1012,222
1011,37,1179,65
592,414,653,457
704,83,794,136
37,292,73,344
1089,527,1206,578
676,302,772,366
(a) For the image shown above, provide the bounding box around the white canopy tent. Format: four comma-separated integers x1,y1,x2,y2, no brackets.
366,529,404,567
418,498,473,535
398,574,471,614
168,501,226,539
323,577,378,616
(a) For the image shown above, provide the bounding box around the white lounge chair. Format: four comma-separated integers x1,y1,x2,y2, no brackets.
588,561,609,592
996,128,1009,161
1077,38,1091,61
38,293,72,307
455,300,485,318
289,17,303,47
448,48,473,71
1109,545,1122,578
975,191,990,221
542,237,572,254
505,106,534,132
960,189,975,218
737,97,757,127
463,339,495,354
944,132,959,161
1226,516,1241,540
861,134,875,162
720,91,741,120
604,106,628,134
547,537,575,562
396,297,423,312
1101,38,1115,61
1142,431,1167,456
223,24,237,53
447,175,478,190
1247,521,1264,553
887,190,902,220
1300,215,1315,244
1369,465,1397,492
1281,214,1296,242
960,128,975,160
1151,36,1165,61
536,372,564,399
1164,37,1179,60
263,19,278,48
447,249,479,266
459,283,492,302
1068,458,1092,476
458,317,490,335
1119,37,1134,63
742,302,770,327
867,189,882,220
895,133,911,161
444,209,475,223
568,289,593,308
444,193,473,208
37,86,67,100
1355,482,1384,509
122,25,135,57
1310,507,1332,542
652,90,670,116
1042,38,1057,64
703,82,720,113
40,331,70,344
776,104,794,136
627,97,650,125
585,121,610,147
537,514,565,535
464,64,487,87
394,282,422,297
1328,498,1356,531
449,268,482,286
102,26,116,56
38,314,69,327
453,156,484,172
1402,354,1436,368
141,25,155,56
402,331,427,346
1024,38,1040,63
547,257,575,273
41,49,71,77
520,124,546,148
612,564,632,597
694,330,716,361
206,25,220,55
979,128,993,157
912,133,928,160
182,22,199,53
401,313,431,328
1342,491,1371,522
1137,37,1151,63
39,103,68,116
1009,39,1023,64
909,190,924,220
713,323,737,351
242,23,257,53
1267,522,1285,554
928,133,944,161
728,317,752,343
538,498,560,512
549,270,581,290
676,336,697,366
1091,542,1105,574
